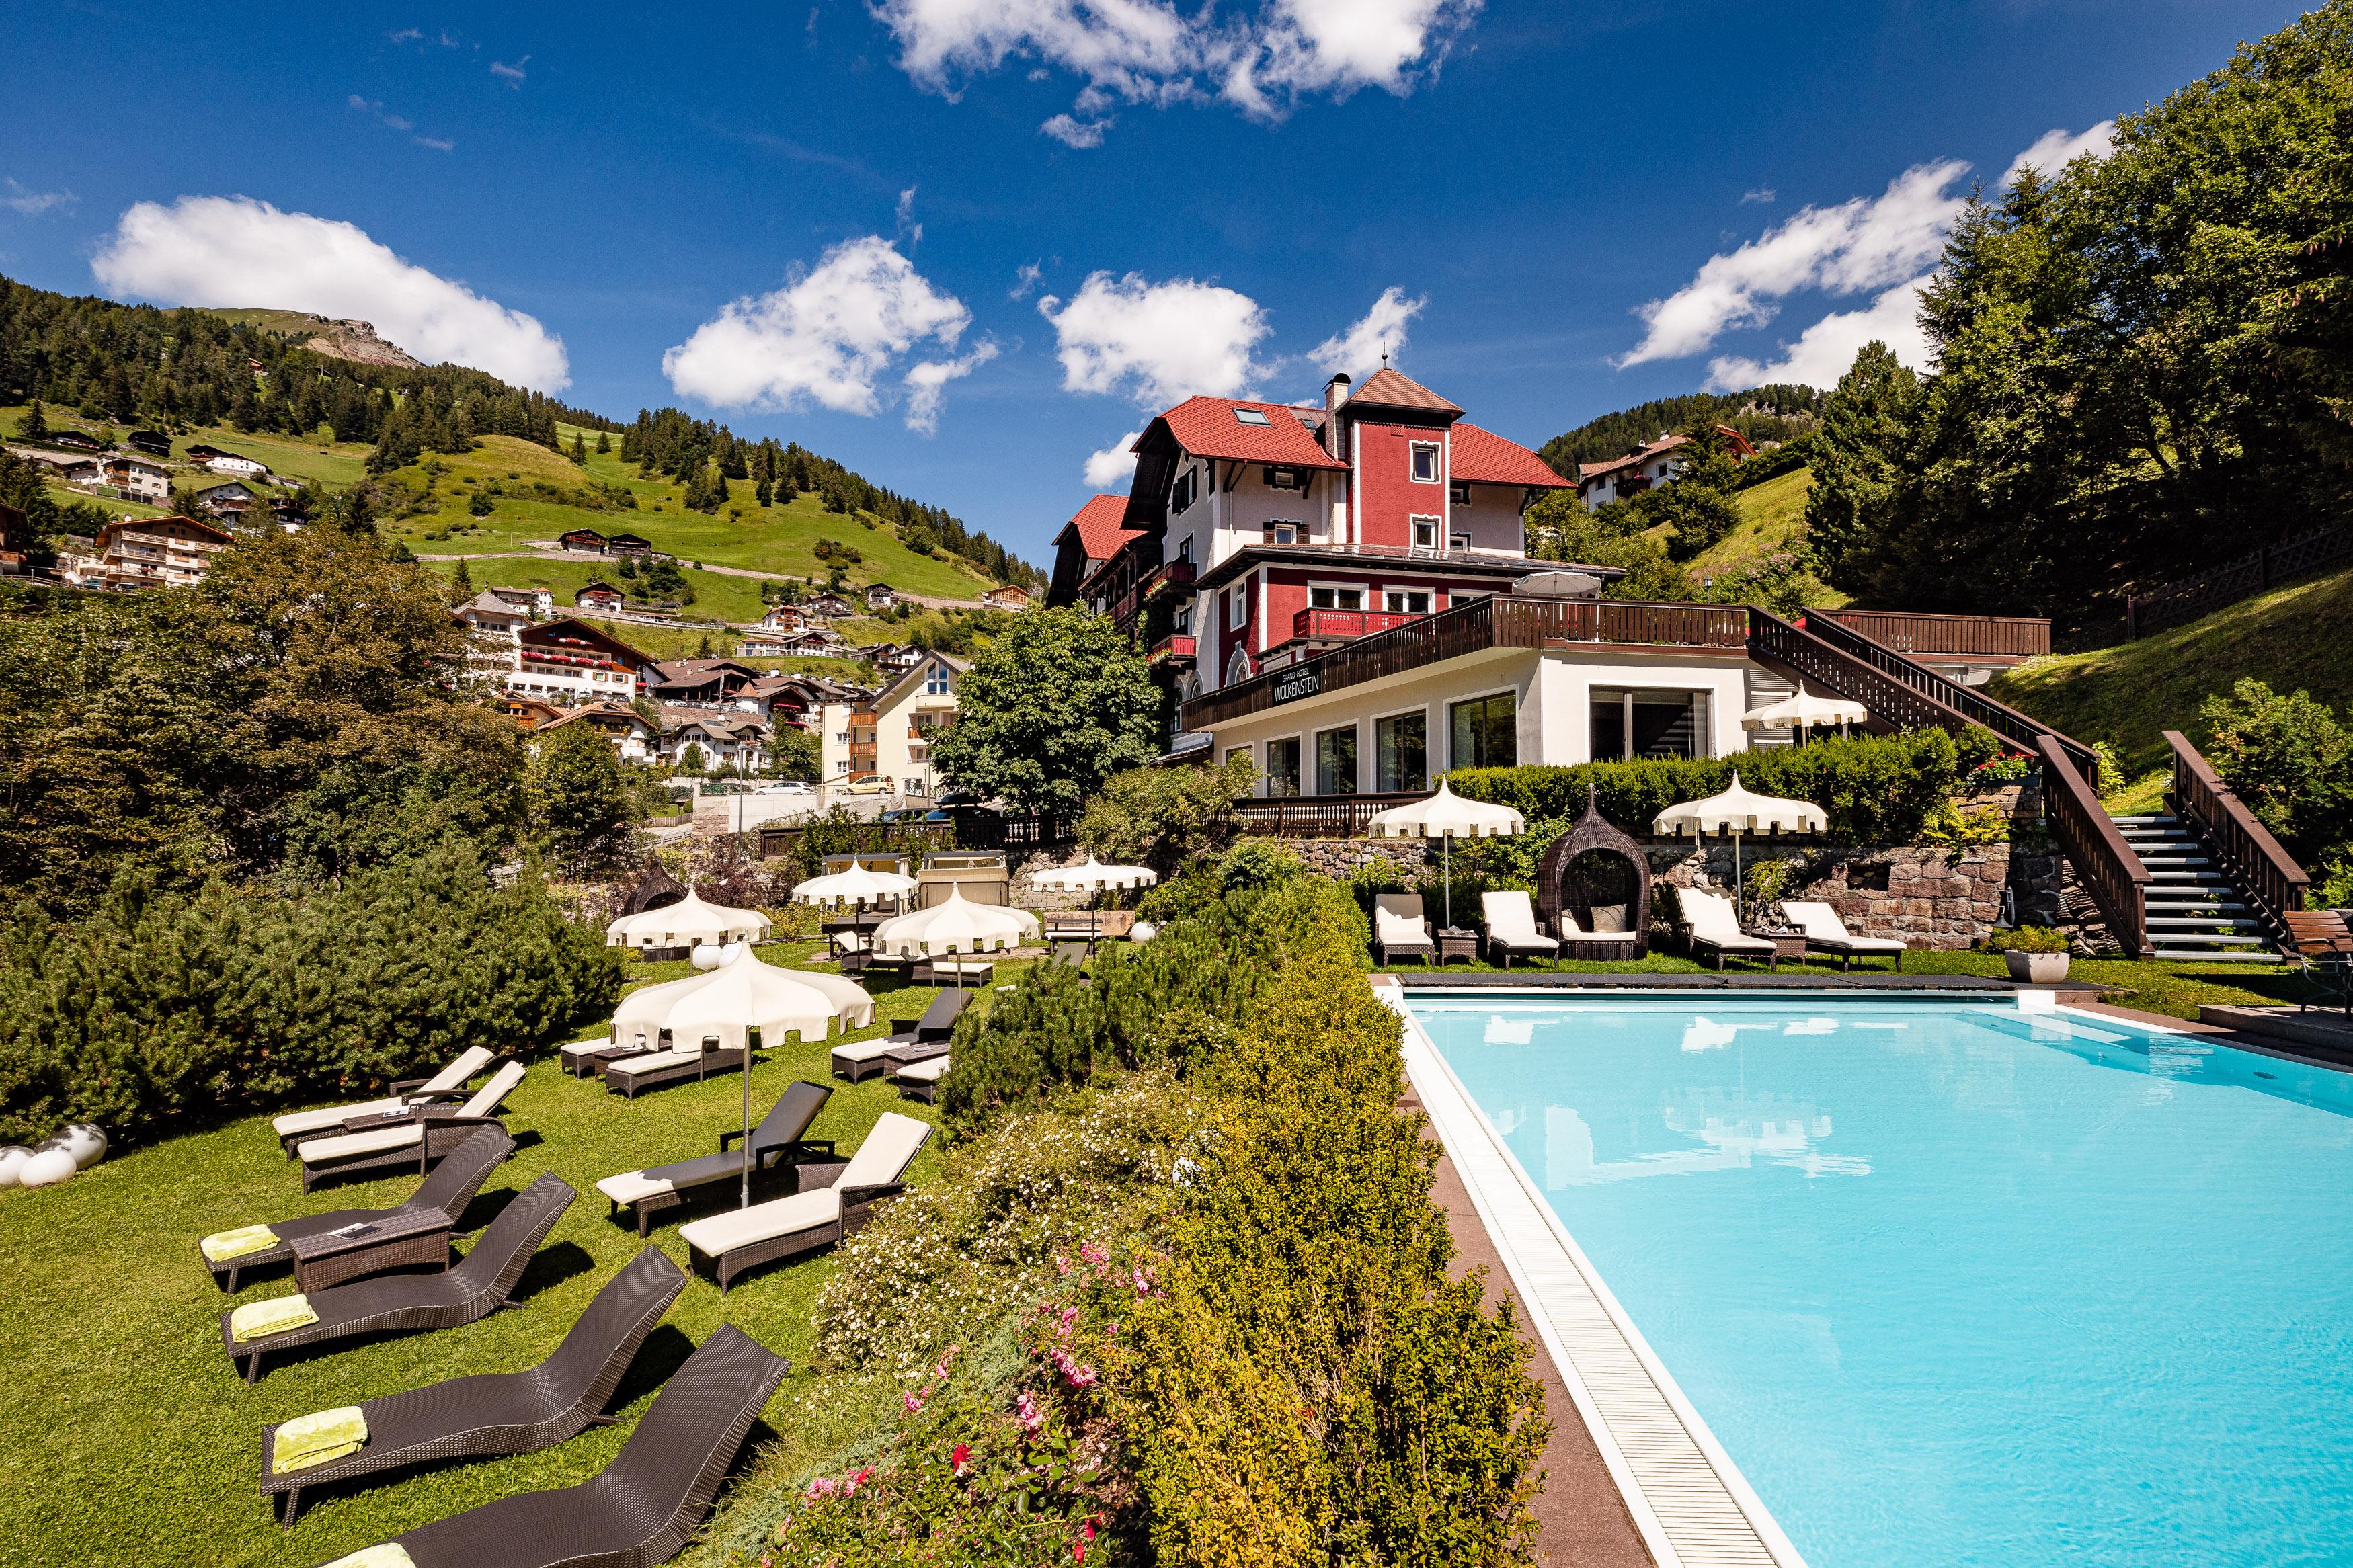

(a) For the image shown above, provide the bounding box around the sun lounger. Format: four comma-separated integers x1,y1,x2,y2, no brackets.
273,1048,500,1152
1481,891,1561,969
1372,893,1437,966
309,1323,788,1568
595,1081,836,1238
829,988,970,1082
260,1247,688,1526
1782,900,1907,971
559,1036,659,1077
1676,888,1780,969
602,1043,746,1099
294,1063,528,1192
913,958,995,985
223,1172,573,1384
893,1057,951,1104
678,1112,932,1294
203,1128,514,1294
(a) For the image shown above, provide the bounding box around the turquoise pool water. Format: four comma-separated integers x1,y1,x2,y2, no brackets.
1409,996,2353,1568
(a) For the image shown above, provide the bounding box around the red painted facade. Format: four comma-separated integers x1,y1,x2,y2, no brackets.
1350,420,1449,550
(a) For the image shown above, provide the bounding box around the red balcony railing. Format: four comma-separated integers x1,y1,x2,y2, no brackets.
1110,559,1199,631
1292,608,1423,641
1148,634,1197,663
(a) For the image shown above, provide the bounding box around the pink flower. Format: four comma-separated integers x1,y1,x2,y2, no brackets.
1067,1362,1098,1389
805,1476,838,1499
1015,1390,1044,1434
1055,1253,1071,1274
904,1389,925,1414
1080,1241,1109,1269
936,1346,959,1380
950,1442,971,1475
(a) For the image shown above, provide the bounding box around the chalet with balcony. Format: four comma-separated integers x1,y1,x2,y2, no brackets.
660,706,768,772
864,583,899,612
982,583,1031,610
194,481,256,517
608,533,655,558
186,444,267,477
97,515,231,589
127,431,172,458
100,454,170,502
1575,426,1755,509
455,589,532,638
489,585,554,618
647,657,764,706
575,581,625,610
509,617,660,705
757,604,809,633
495,694,569,729
818,654,963,796
559,528,610,554
539,701,658,765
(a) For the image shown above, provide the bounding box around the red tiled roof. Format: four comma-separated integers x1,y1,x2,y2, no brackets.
1451,422,1572,488
1156,397,1350,470
1345,367,1463,417
1057,493,1143,562
1578,434,1691,483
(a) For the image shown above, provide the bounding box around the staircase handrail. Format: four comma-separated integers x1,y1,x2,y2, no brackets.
1796,613,2100,776
2163,729,2309,940
2036,731,2153,958
1745,608,1992,737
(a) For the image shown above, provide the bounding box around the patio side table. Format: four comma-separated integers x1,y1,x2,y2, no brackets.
1435,927,1482,966
1741,928,1810,971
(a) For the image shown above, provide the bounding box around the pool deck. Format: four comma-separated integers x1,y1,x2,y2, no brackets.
1394,969,2110,1004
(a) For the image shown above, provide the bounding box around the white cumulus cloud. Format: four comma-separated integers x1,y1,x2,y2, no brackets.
663,235,982,431
1310,286,1425,381
1039,270,1271,407
1616,160,1969,369
1083,429,1142,488
90,195,569,390
1704,272,1936,390
2003,120,2114,186
872,0,1480,138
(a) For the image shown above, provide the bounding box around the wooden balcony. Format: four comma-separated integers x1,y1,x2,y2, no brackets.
1147,634,1196,665
1817,609,2050,659
1110,559,1197,632
1182,595,1749,729
1293,608,1423,641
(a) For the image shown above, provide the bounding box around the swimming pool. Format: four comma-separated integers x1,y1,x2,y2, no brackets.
1407,994,2353,1568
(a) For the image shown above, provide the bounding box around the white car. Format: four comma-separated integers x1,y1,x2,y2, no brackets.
756,780,815,796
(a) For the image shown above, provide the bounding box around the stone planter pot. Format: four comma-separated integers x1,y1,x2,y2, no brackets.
2005,950,2069,983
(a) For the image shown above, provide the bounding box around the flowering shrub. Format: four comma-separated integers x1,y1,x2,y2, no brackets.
1969,749,2034,784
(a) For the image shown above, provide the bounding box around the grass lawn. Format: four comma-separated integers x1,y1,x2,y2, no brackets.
424,554,772,628
3,404,373,490
1987,563,2353,778
0,943,1019,1568
1375,947,2314,1022
1687,466,1843,595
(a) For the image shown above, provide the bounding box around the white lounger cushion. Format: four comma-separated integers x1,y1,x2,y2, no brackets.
1783,901,1907,952
596,1169,678,1206
606,1049,698,1079
678,1188,841,1257
1679,889,1778,950
301,1123,424,1164
1374,908,1429,945
832,1035,911,1066
895,1057,951,1084
453,1061,526,1118
838,1112,933,1188
270,1046,495,1139
1482,892,1560,951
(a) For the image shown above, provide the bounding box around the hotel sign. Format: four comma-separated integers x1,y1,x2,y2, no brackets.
1271,667,1322,705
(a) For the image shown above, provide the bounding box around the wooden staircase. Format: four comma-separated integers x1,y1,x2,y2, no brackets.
2107,814,2281,962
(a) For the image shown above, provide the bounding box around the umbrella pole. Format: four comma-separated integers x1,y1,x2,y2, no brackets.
1442,832,1452,931
740,1025,759,1209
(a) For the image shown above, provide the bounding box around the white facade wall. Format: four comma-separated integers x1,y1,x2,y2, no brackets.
818,700,855,784
1446,485,1526,554
506,659,638,705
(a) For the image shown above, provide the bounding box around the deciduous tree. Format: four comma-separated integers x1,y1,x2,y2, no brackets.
929,607,1162,817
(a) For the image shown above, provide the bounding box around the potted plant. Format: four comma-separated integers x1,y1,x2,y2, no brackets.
1982,923,2072,983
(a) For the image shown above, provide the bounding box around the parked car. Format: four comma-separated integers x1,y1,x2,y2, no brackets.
842,774,893,796
877,807,932,824
756,780,815,796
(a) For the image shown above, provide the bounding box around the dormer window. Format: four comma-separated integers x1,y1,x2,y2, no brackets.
1410,442,1441,483
1234,407,1271,426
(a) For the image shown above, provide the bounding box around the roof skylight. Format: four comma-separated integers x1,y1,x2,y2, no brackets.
1233,407,1271,425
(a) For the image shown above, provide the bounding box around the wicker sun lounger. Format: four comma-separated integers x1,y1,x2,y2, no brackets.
828,988,969,1082
312,1323,789,1568
222,1172,574,1384
204,1127,516,1293
1372,893,1437,966
1782,901,1907,971
274,1047,501,1152
261,1246,688,1527
893,1056,951,1104
679,1113,932,1294
1676,888,1780,969
601,1044,751,1098
293,1062,528,1192
596,1081,837,1238
558,1036,659,1077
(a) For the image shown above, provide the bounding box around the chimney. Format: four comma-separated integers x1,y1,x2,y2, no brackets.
1324,373,1351,460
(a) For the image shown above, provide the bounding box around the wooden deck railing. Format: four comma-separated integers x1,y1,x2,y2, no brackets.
1230,790,1428,838
2165,729,2309,937
1789,612,2098,775
1821,609,2050,659
1293,607,1424,641
2126,526,2353,638
2037,731,2152,957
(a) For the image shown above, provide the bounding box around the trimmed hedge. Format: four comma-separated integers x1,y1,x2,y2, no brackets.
0,839,623,1142
1449,727,1991,846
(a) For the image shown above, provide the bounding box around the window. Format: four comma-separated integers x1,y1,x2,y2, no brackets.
1234,407,1271,426
1172,467,1199,514
1228,583,1249,627
1173,604,1192,635
1450,692,1517,769
1384,589,1431,615
1450,530,1472,550
1263,465,1304,491
1225,746,1251,768
1175,534,1193,564
924,663,951,696
1261,521,1300,544
1410,442,1441,483
1590,689,1707,761
1410,515,1439,549
1310,584,1365,610
1316,725,1359,795
1376,711,1427,793
1449,480,1471,505
1265,737,1302,797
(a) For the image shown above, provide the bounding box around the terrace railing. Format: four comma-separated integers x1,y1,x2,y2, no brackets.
1293,608,1424,641
2037,731,2153,958
1230,790,1428,838
1820,609,2050,659
2126,526,2353,638
2165,729,2309,940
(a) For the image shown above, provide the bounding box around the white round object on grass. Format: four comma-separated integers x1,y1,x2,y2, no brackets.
57,1124,107,1169
0,1146,33,1188
17,1148,77,1188
1131,920,1158,942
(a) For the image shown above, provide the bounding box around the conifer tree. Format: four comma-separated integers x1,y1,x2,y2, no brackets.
452,556,474,594
595,429,611,454
569,431,588,465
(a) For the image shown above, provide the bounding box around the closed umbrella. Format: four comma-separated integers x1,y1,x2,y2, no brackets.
1367,779,1525,931
1741,682,1868,737
1653,773,1827,919
871,886,1039,985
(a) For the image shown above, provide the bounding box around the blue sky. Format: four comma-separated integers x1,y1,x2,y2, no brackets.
0,1,2301,566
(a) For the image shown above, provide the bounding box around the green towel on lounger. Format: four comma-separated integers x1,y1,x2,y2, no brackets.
229,1294,319,1343
200,1224,278,1262
273,1405,368,1473
317,1547,417,1568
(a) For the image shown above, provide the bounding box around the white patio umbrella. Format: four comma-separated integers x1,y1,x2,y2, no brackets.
1741,682,1868,737
658,950,873,1053
790,864,919,907
604,889,772,950
1029,854,1159,942
1367,779,1526,931
1653,773,1827,918
871,885,1039,984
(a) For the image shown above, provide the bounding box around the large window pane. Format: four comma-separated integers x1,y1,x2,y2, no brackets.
1265,737,1302,797
1449,693,1516,769
1589,689,1706,761
1316,725,1359,795
1376,712,1427,792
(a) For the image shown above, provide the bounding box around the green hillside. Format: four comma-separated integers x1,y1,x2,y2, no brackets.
1540,386,1823,477
1987,563,2353,782
1687,466,1819,580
